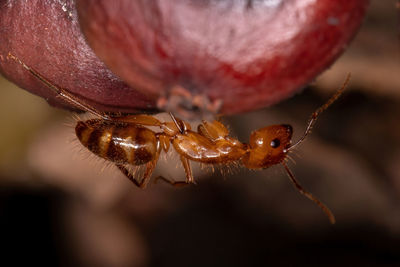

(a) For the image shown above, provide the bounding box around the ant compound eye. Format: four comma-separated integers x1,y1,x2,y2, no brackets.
270,138,280,148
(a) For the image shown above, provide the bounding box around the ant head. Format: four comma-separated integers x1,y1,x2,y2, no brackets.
242,124,293,169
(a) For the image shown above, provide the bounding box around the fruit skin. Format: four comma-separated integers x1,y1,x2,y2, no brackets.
76,0,368,115
0,0,368,116
0,0,153,113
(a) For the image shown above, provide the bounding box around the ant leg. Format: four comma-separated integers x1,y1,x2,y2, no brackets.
180,155,196,184
152,154,196,186
282,162,336,224
197,120,229,141
139,160,158,189
165,112,192,134
154,176,191,187
153,141,191,187
158,134,170,153
116,160,158,189
7,53,110,120
110,114,162,126
169,112,184,133
117,141,162,188
115,164,142,187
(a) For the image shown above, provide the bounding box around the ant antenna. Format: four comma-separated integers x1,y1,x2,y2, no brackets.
282,162,336,224
288,73,351,151
169,112,184,133
7,52,111,120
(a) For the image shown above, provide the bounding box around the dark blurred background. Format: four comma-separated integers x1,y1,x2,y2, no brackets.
0,1,399,266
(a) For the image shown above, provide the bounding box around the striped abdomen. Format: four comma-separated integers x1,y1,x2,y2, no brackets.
75,119,158,165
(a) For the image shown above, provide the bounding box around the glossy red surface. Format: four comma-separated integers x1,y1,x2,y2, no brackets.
0,0,368,116
77,0,368,114
0,0,153,113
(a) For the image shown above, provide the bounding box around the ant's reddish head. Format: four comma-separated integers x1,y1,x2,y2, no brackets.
242,124,293,169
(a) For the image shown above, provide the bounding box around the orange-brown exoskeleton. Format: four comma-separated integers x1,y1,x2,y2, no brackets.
8,53,350,224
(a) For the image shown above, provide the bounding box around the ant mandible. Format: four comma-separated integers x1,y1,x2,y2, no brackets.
8,52,350,224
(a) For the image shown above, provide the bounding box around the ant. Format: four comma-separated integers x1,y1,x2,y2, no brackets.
7,52,350,224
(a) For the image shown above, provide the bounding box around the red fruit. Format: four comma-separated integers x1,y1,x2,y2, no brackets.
77,0,368,115
0,0,368,116
0,0,153,113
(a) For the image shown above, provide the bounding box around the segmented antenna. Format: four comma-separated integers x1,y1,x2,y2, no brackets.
282,162,336,224
289,73,351,151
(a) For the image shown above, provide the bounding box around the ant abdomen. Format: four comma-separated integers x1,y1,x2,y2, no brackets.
75,119,159,165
